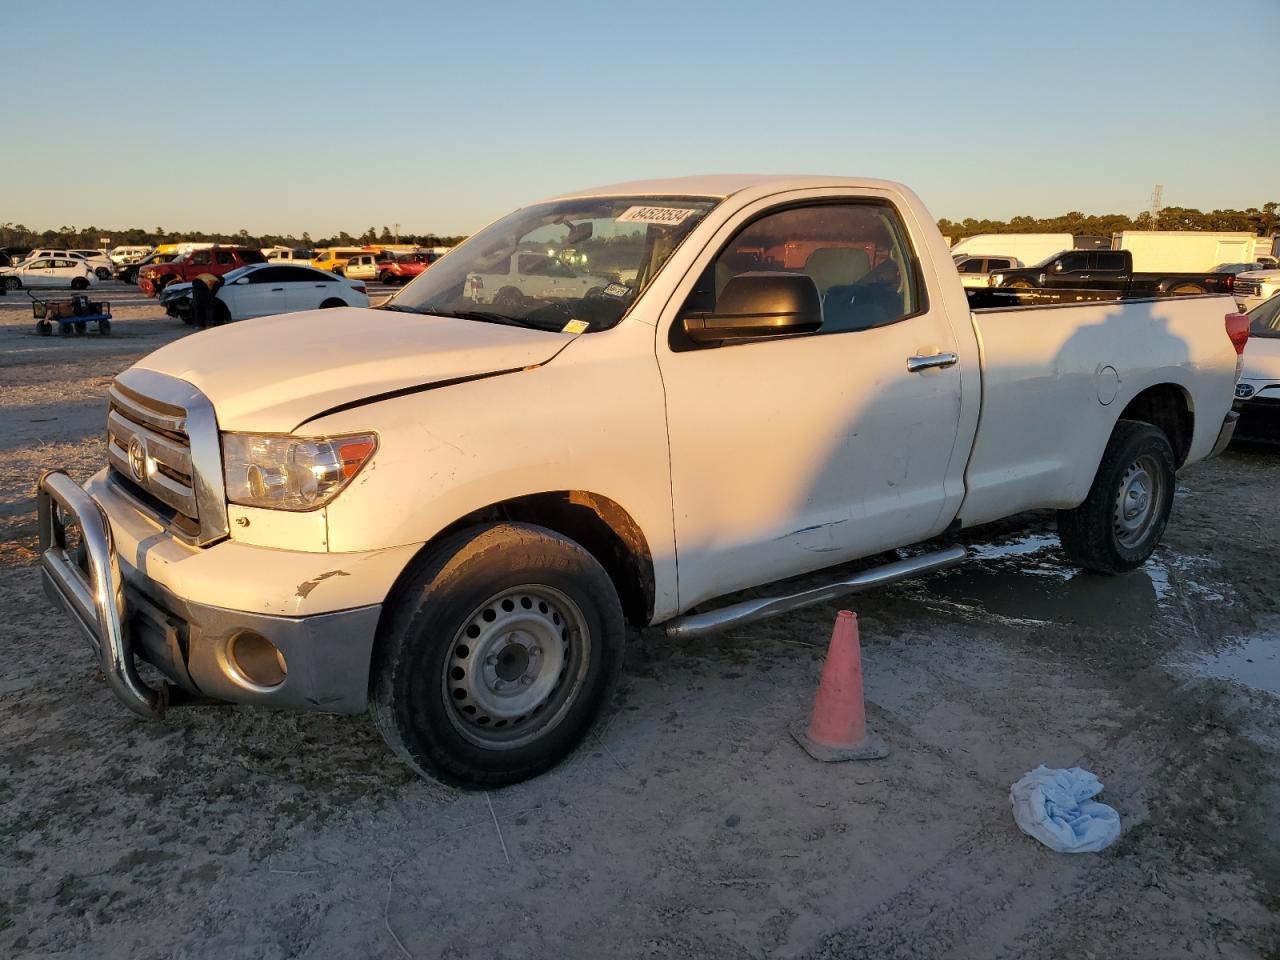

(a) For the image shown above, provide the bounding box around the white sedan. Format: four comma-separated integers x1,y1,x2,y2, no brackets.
161,263,369,324
0,257,98,290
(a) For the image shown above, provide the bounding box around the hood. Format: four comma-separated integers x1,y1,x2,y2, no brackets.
133,307,574,432
1240,269,1280,280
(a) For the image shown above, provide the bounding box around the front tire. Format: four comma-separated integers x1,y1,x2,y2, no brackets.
370,522,625,788
95,267,111,280
1057,421,1176,573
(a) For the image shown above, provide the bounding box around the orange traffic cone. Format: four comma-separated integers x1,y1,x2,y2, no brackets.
791,610,889,762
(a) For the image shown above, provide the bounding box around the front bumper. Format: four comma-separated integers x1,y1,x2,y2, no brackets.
37,470,386,716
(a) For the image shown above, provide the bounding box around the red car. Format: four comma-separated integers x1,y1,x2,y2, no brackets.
378,252,439,285
138,245,267,296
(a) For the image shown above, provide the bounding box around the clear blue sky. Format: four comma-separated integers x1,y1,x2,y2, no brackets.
6,0,1278,238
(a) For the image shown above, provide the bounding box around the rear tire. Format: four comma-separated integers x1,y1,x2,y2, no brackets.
71,277,89,290
1057,420,1176,573
370,522,625,788
212,302,231,326
1169,282,1205,296
36,321,52,336
4,277,22,290
1007,279,1036,290
98,319,111,335
379,271,394,284
319,298,345,309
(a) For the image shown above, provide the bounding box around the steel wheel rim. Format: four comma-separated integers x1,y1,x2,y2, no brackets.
1113,454,1163,548
442,584,590,749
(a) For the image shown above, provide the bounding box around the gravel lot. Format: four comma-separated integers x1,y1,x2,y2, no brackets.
1,285,1278,959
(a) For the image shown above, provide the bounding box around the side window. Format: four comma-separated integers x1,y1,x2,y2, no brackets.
684,201,921,340
988,258,1012,271
281,267,324,282
247,267,287,283
1095,252,1127,272
191,251,212,265
1058,253,1089,273
30,260,51,269
215,250,237,265
960,258,985,274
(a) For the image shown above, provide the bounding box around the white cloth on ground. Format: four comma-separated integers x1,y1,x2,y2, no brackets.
1009,764,1121,853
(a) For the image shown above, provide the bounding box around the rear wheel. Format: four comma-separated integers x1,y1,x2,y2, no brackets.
332,267,345,277
71,277,89,290
36,321,52,336
370,522,625,788
379,270,394,284
1057,420,1176,573
98,319,111,335
1006,279,1036,290
494,286,523,310
1169,282,1205,296
319,298,345,309
212,302,231,326
58,323,72,337
3,277,20,290
73,322,86,336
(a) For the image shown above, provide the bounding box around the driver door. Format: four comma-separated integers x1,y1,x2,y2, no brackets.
657,192,971,610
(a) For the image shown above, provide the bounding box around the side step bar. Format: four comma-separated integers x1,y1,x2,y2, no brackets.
664,545,968,640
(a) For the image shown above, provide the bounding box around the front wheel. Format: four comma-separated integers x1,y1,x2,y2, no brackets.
1057,421,1176,573
370,522,625,788
3,277,21,291
95,267,111,280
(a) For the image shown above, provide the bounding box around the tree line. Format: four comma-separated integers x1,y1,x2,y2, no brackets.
0,222,469,252
938,202,1279,241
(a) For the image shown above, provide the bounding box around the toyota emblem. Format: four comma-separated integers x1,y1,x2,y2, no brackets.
127,436,147,482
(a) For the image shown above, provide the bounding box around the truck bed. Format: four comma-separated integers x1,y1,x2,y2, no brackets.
958,293,1239,528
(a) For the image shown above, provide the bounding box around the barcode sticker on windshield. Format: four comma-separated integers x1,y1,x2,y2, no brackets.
617,206,696,227
561,319,589,335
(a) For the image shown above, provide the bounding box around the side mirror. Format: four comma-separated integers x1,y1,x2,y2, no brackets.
234,276,250,285
681,272,823,345
1052,261,1065,273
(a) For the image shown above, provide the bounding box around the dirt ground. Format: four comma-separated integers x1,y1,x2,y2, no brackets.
1,289,1278,959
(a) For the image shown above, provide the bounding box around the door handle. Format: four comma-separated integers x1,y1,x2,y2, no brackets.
270,287,284,291
907,352,959,373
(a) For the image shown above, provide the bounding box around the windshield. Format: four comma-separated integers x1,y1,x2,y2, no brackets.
1248,295,1280,339
386,195,719,332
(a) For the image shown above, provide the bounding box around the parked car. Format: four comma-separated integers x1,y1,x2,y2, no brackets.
35,174,1245,789
18,249,114,280
311,248,379,275
464,250,612,307
1,256,98,289
108,246,153,266
69,250,116,278
990,249,1237,296
379,252,438,285
1232,268,1280,313
116,249,179,284
160,263,369,324
1232,293,1280,440
263,247,314,265
341,253,381,282
954,254,1022,289
137,245,267,296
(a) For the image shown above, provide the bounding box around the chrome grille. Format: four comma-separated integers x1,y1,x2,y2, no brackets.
1234,278,1262,297
104,369,229,546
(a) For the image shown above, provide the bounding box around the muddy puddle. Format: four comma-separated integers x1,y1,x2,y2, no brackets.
1178,618,1280,698
922,529,1231,631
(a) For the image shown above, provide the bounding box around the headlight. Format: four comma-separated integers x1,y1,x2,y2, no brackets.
989,274,1003,286
222,432,377,511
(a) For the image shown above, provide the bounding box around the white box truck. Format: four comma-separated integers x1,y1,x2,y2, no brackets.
1112,231,1265,272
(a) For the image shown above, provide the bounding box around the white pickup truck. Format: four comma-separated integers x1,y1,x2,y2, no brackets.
38,175,1249,787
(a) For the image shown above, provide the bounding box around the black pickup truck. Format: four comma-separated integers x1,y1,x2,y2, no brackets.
988,249,1236,298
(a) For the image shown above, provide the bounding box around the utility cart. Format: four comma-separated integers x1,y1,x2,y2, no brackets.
31,292,112,337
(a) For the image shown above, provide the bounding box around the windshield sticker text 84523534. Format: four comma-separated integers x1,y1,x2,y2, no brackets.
617,206,696,227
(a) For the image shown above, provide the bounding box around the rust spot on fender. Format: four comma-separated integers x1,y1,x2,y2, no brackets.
296,569,351,599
